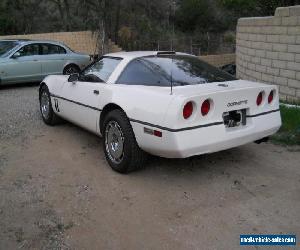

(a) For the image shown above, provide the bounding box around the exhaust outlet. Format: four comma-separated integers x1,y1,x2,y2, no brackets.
255,137,269,144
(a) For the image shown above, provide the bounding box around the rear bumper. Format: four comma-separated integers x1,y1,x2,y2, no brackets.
131,110,281,158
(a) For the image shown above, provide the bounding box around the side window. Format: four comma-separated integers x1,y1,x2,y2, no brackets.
59,46,67,54
83,57,122,82
41,44,66,55
117,59,169,86
18,44,40,57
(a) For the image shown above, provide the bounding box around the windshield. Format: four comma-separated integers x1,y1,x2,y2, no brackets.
117,55,236,86
0,41,19,57
83,57,122,82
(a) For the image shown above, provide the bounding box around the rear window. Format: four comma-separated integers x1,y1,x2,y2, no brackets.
41,44,66,55
117,55,236,86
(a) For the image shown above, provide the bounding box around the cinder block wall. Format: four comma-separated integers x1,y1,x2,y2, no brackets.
199,53,235,67
236,5,300,102
0,31,122,55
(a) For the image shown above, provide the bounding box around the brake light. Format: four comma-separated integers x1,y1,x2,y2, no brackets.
268,90,274,104
201,99,210,116
183,102,193,119
256,92,263,106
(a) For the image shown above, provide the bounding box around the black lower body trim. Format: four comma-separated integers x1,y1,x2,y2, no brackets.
130,109,280,132
129,119,223,132
247,109,280,118
49,92,280,133
50,93,102,112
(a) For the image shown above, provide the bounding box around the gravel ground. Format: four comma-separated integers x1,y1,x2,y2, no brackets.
0,83,42,141
0,84,67,249
0,84,300,249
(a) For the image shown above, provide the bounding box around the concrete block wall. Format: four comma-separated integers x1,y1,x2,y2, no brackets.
199,53,235,67
0,31,122,55
236,5,300,102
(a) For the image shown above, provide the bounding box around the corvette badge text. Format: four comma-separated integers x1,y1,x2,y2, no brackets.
227,100,248,107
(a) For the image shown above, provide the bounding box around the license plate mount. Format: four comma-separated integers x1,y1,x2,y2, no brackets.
223,109,246,128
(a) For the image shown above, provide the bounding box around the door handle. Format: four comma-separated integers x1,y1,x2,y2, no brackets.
93,90,99,95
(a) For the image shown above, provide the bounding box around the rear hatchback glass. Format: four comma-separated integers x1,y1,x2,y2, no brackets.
117,55,236,86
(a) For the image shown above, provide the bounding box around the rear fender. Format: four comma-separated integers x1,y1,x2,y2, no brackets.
98,84,176,143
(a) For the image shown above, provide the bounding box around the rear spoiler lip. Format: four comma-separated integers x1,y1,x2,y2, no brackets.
157,51,176,56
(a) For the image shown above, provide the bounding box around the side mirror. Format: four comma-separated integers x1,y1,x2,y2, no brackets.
68,73,79,83
12,52,21,59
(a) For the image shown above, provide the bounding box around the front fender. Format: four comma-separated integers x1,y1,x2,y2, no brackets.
40,75,68,96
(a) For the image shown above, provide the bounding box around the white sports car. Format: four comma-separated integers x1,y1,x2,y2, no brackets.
39,51,281,173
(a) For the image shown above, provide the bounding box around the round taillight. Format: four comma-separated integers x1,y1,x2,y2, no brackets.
256,92,263,106
201,99,210,116
268,90,274,104
183,102,193,119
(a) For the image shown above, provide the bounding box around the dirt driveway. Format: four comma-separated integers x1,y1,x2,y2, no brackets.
0,84,300,249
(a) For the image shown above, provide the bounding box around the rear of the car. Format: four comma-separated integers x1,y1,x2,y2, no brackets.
122,53,281,158
152,81,281,158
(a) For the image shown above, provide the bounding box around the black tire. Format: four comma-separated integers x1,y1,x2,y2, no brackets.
103,109,147,173
63,64,80,75
39,85,60,126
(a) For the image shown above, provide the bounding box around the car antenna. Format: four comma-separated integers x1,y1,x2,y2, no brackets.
157,51,176,95
170,51,175,95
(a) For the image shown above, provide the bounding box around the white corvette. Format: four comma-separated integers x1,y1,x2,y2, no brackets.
39,51,281,173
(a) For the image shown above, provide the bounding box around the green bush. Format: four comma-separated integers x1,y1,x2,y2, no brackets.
271,105,300,145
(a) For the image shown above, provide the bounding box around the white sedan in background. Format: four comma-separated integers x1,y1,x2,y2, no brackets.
39,51,281,173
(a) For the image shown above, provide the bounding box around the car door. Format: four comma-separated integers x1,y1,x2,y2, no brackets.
3,44,42,83
56,75,104,133
40,43,67,76
56,57,122,133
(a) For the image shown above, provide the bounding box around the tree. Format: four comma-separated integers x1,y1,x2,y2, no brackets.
175,0,221,34
221,0,300,17
2,0,297,53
